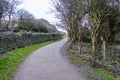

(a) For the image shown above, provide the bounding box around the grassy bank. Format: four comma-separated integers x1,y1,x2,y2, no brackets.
68,52,120,80
0,41,53,80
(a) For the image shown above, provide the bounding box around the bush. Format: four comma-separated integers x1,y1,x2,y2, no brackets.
0,32,63,54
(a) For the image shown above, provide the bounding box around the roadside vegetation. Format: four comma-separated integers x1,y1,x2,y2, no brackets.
0,41,54,80
0,32,65,80
53,0,120,79
68,52,120,80
0,0,65,80
0,32,63,54
61,33,68,39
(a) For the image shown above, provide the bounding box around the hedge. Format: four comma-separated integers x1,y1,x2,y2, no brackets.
0,32,63,54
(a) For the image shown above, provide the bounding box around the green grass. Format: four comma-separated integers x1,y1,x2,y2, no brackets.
61,34,68,39
84,69,120,80
68,50,90,67
96,69,120,80
69,53,90,67
0,41,53,80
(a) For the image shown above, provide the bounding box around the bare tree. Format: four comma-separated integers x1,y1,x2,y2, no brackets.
6,0,21,27
53,0,86,54
53,0,120,70
87,0,120,67
0,0,9,27
17,9,35,31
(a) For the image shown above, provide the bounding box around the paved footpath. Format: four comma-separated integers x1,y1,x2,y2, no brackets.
13,39,86,80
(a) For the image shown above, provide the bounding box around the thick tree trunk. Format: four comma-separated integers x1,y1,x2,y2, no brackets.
67,38,74,50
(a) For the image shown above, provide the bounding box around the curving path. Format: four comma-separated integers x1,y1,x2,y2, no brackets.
13,39,86,80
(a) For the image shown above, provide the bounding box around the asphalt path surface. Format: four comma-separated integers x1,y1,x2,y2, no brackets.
13,39,86,80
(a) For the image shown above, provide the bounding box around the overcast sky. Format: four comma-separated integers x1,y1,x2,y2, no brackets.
18,0,66,32
19,0,59,24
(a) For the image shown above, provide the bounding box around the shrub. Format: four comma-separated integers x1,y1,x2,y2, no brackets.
0,32,62,54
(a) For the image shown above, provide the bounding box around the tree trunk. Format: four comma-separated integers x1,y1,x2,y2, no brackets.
91,35,97,67
101,36,106,66
67,38,74,50
78,27,83,55
76,18,83,55
7,14,11,27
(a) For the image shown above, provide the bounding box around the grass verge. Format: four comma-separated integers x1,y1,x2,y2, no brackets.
0,41,53,80
62,34,68,39
69,53,90,67
96,69,120,80
68,51,120,80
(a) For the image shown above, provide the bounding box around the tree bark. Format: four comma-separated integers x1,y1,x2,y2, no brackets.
78,25,83,55
91,35,97,67
101,36,106,66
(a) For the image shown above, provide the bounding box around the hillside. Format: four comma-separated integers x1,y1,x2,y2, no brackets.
34,19,57,33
